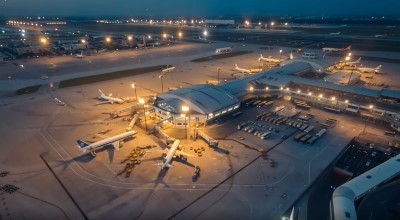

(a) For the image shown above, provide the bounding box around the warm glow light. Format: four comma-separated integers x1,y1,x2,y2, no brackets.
265,87,269,90
127,36,133,41
319,94,323,98
106,37,111,42
139,98,145,104
131,83,135,89
369,105,374,109
286,88,289,91
163,33,167,38
249,86,254,91
81,39,86,43
297,90,301,93
345,56,350,61
203,30,208,36
178,32,182,37
279,49,283,53
331,96,336,100
345,100,349,103
271,22,275,26
308,92,312,96
182,105,189,112
280,87,283,90
40,38,47,43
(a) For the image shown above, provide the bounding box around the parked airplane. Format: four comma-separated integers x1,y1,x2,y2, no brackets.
162,66,176,73
258,54,280,63
216,47,232,53
344,57,361,66
97,89,124,104
357,65,382,73
155,139,196,169
329,32,341,35
77,130,137,156
233,64,251,74
75,51,84,58
322,45,351,52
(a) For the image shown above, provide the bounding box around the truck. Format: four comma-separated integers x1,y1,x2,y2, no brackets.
315,128,327,138
304,125,315,134
299,134,311,143
293,132,307,141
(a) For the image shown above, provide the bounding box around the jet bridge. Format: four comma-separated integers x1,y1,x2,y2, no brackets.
153,125,175,145
126,114,139,131
194,129,218,147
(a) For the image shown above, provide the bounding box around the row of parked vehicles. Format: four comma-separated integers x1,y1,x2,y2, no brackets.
256,112,288,125
237,121,276,140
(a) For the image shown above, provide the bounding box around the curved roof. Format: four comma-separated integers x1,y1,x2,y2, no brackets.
332,154,400,220
155,84,239,115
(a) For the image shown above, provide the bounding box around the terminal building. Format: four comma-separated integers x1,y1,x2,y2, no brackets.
152,62,400,131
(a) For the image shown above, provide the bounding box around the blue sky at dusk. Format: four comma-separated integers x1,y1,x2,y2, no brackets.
0,0,399,17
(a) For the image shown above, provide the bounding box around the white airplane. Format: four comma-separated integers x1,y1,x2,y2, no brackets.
77,130,137,156
162,66,176,73
322,45,351,52
233,64,251,74
155,139,196,169
281,207,295,220
344,57,361,66
357,65,382,73
97,89,124,104
329,32,341,35
258,54,280,63
74,51,84,58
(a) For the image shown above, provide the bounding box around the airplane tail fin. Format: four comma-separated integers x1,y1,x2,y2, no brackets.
77,140,89,150
376,65,382,70
357,57,361,62
98,89,105,96
235,64,238,68
346,45,352,50
260,54,263,58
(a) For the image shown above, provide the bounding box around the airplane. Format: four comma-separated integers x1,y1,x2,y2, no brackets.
155,139,196,169
97,89,124,104
357,65,382,73
74,51,84,59
343,57,361,66
281,207,296,220
258,54,280,63
77,130,137,156
162,66,176,73
322,45,351,53
329,32,341,35
233,64,251,74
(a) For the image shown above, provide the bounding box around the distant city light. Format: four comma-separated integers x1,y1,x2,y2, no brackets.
106,37,111,42
369,105,374,109
331,96,336,101
284,22,288,26
249,86,254,91
345,100,349,103
203,30,208,36
265,87,269,90
127,36,132,41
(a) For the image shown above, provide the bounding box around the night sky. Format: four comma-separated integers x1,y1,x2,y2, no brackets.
0,0,399,17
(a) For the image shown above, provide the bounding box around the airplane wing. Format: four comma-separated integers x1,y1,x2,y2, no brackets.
95,101,113,105
112,141,120,150
175,150,196,158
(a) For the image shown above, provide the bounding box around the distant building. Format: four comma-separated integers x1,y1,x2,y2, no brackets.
204,19,235,28
153,62,400,130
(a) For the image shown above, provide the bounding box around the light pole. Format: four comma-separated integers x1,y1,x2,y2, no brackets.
139,98,148,132
217,67,221,85
159,74,164,93
182,106,189,139
279,49,283,61
131,83,138,102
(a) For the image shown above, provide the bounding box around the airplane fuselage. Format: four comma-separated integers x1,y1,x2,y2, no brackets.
77,130,137,152
161,140,180,168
